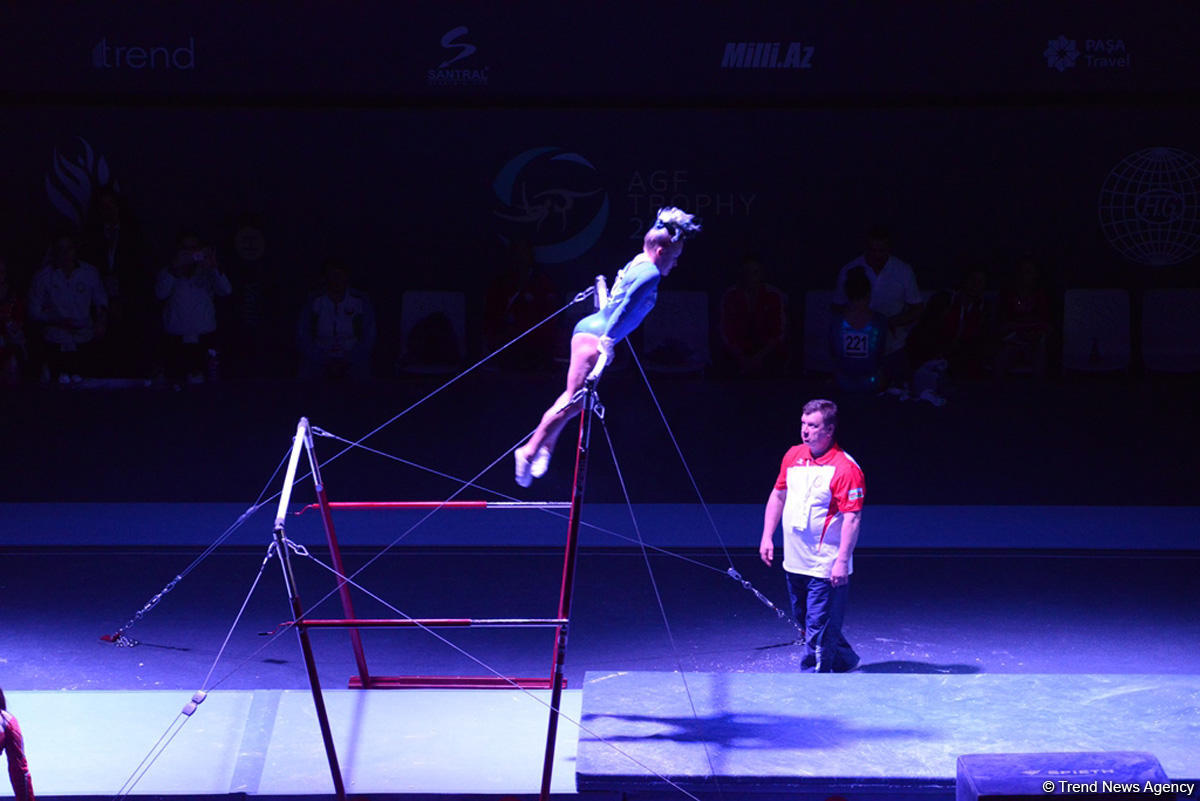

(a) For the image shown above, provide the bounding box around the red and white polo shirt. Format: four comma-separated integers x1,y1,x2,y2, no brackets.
773,442,865,579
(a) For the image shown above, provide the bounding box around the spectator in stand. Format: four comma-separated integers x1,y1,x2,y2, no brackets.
941,267,991,379
718,255,788,377
297,258,376,381
995,255,1053,379
81,186,149,376
904,289,952,406
903,267,994,404
155,231,231,388
483,239,559,370
28,233,108,384
834,226,923,395
0,255,28,384
829,266,886,394
0,686,35,801
225,216,280,378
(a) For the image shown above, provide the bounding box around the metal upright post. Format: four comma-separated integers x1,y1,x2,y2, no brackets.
272,419,345,799
303,425,371,688
273,524,346,800
539,380,598,800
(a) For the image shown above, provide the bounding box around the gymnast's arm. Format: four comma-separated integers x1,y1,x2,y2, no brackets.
602,265,661,344
3,713,35,801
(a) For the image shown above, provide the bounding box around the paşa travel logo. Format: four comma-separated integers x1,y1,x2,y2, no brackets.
1044,35,1131,72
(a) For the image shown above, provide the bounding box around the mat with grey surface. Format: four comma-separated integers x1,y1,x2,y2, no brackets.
576,672,1200,795
11,688,581,797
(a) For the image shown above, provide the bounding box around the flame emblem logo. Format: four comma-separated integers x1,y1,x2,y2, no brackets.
492,147,609,264
44,137,117,226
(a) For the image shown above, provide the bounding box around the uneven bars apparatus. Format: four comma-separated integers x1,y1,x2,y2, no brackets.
289,494,575,690
271,421,574,796
271,275,613,799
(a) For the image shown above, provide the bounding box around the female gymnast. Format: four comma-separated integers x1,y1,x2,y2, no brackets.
0,687,34,801
514,207,700,486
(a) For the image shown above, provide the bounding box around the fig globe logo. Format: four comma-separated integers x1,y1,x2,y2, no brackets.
1098,147,1200,266
44,137,118,226
492,147,609,264
1044,35,1080,72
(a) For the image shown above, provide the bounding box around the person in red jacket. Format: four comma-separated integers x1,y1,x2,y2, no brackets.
718,255,788,377
0,687,34,801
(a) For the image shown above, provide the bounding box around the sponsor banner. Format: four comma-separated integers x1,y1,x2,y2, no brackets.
8,104,1197,316
1044,36,1133,72
1,1,1198,102
491,146,608,264
1099,147,1200,266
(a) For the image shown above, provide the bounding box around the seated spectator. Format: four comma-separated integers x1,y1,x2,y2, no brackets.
297,258,376,381
482,239,558,370
834,226,923,391
830,266,886,393
155,232,231,387
717,255,788,377
225,215,280,378
82,185,150,377
941,267,991,379
28,233,108,384
0,255,27,385
995,255,1053,379
905,289,953,405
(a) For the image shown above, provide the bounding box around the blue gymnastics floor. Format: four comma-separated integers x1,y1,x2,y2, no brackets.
2,538,1199,798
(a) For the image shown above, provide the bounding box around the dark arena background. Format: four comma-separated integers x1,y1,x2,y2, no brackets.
1,3,1198,800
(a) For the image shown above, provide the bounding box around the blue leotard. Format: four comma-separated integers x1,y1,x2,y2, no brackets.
573,255,661,342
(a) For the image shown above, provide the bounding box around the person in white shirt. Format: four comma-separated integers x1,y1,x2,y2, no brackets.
155,232,231,386
833,226,923,391
28,234,108,383
297,259,376,380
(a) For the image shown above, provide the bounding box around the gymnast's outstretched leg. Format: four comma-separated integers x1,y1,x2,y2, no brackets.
514,333,600,487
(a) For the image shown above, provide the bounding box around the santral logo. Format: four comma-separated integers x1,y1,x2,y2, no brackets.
438,26,476,68
427,26,489,86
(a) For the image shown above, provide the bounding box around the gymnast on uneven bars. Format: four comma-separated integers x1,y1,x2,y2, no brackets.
513,206,701,487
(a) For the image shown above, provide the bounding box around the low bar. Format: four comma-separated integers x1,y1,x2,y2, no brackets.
294,617,569,629
349,675,564,690
296,500,571,513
